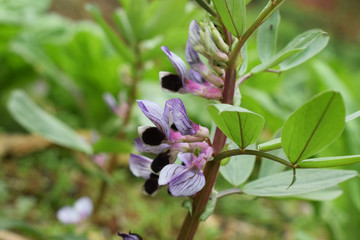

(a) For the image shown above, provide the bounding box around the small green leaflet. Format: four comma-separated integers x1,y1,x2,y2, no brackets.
208,104,264,150
251,29,329,74
281,91,345,164
243,169,357,197
257,10,280,62
212,0,246,38
298,155,360,168
7,90,92,154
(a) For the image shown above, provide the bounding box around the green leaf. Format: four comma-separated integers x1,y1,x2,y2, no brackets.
208,104,264,149
251,29,328,74
243,169,357,197
297,155,360,168
200,192,217,221
7,90,92,154
257,137,281,152
182,199,193,216
282,91,345,164
113,8,136,45
294,187,342,201
346,110,360,122
279,29,329,71
85,4,135,63
257,10,280,62
258,148,287,178
194,0,217,16
93,138,132,154
213,0,246,38
220,142,255,186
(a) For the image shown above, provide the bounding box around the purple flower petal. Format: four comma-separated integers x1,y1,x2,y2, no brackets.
163,99,195,136
159,164,205,196
137,100,170,138
118,232,143,240
74,197,93,220
178,152,194,167
161,46,187,80
134,138,170,154
129,154,152,179
186,69,204,84
188,20,202,47
185,39,202,68
57,206,81,224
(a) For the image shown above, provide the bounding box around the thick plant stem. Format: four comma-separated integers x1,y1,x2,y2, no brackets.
177,67,236,239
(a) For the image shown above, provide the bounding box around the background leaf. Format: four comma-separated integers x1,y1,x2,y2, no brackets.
208,104,264,149
93,138,132,154
7,90,92,154
213,0,246,37
220,142,256,186
281,91,345,164
243,169,357,197
257,10,280,62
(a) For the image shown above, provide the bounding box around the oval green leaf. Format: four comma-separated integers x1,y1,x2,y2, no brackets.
282,91,345,164
7,90,92,154
257,10,280,62
243,169,357,197
213,0,246,38
208,104,265,150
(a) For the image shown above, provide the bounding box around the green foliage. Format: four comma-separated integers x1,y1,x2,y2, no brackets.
252,29,329,73
244,169,357,197
93,138,132,154
282,91,345,164
208,104,264,149
298,155,360,168
212,0,246,37
7,90,92,154
220,142,255,186
257,10,280,62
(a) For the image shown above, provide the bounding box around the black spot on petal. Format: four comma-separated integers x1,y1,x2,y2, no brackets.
143,178,159,195
170,123,178,131
141,127,165,146
150,173,159,180
161,74,183,92
151,151,170,173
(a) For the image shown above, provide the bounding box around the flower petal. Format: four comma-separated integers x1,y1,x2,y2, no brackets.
163,99,195,136
129,154,152,179
161,46,187,80
134,138,170,154
158,164,187,186
169,167,205,197
188,20,202,48
137,100,170,138
185,39,202,69
74,197,93,220
118,231,143,240
57,206,81,224
186,69,204,84
178,152,194,167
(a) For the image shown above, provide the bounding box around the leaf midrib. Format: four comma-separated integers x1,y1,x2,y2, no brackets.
294,92,336,164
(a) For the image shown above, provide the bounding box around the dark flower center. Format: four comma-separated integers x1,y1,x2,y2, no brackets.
161,74,183,92
151,151,170,173
143,178,159,195
170,123,178,131
141,127,165,146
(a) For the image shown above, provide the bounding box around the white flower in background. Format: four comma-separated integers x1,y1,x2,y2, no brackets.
57,197,93,224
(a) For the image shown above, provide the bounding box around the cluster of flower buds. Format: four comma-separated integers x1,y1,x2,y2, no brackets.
159,20,229,100
129,98,213,197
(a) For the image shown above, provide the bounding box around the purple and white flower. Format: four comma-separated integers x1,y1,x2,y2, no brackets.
158,147,213,197
118,231,143,240
57,197,93,224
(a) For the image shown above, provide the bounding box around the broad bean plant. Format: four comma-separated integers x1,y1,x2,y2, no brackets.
124,0,360,239
6,0,360,239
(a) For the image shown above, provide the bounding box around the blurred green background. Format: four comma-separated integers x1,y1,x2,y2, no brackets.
1,0,360,239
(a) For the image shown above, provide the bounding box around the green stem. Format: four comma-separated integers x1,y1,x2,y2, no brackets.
213,149,293,168
216,188,243,199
